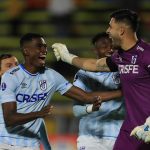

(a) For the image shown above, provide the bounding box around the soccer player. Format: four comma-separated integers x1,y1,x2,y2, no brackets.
0,54,18,78
73,33,124,150
0,54,51,150
52,9,150,149
0,33,121,150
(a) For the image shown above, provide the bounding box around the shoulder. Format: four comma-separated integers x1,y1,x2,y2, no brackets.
45,67,62,76
7,66,21,75
44,67,67,80
2,66,21,81
136,40,150,54
136,40,150,62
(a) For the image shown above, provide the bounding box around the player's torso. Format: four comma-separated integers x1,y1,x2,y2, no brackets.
76,70,124,137
113,40,150,131
13,66,56,113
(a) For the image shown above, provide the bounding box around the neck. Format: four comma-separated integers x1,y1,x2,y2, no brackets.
23,63,38,74
121,33,138,51
23,63,45,74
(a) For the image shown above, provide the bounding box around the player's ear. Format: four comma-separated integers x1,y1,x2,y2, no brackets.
119,27,125,36
23,48,29,56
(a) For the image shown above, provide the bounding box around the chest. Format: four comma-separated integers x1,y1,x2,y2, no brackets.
115,52,149,82
16,75,54,103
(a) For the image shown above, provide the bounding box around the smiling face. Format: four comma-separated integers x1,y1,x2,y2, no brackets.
23,37,48,72
0,56,18,76
106,18,123,49
92,38,113,58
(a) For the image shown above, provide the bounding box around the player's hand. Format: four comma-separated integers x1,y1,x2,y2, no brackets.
86,96,101,113
39,104,54,118
92,96,101,111
130,117,150,143
52,43,77,64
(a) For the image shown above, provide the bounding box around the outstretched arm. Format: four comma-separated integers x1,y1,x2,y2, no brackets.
52,43,110,72
64,85,122,103
72,57,110,72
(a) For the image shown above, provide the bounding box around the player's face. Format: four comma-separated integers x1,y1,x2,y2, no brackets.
93,38,113,58
0,56,18,75
106,18,122,49
25,37,47,68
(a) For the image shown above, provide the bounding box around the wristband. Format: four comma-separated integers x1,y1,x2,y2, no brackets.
68,54,77,64
86,104,93,114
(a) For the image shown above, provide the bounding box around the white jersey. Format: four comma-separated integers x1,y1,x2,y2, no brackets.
73,70,125,139
0,64,72,147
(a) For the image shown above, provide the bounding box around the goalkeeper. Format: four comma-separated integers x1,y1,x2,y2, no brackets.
52,9,150,150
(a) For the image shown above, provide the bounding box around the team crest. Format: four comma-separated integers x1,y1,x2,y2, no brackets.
112,73,120,84
131,55,138,64
39,80,47,91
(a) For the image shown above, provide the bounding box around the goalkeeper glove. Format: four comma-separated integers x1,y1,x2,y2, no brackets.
52,43,77,64
130,116,150,143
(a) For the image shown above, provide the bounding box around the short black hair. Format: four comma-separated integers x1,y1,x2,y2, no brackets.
91,32,110,45
110,9,139,32
20,33,43,48
0,54,13,68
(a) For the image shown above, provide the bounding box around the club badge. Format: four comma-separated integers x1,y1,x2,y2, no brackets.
39,80,47,91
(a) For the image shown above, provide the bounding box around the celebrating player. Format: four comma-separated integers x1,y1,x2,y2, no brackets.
0,33,121,150
73,32,124,150
52,9,150,149
0,54,52,150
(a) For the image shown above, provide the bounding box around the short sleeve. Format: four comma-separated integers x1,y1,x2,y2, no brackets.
52,70,72,95
0,73,17,103
143,51,150,73
106,57,118,72
73,71,87,91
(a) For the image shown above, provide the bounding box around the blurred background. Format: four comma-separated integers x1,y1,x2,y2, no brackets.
0,0,149,149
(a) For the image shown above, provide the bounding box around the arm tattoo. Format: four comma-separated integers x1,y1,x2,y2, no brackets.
96,63,110,72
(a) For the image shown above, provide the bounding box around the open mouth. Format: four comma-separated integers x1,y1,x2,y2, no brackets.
39,56,46,60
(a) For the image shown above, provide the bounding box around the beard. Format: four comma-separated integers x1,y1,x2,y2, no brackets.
111,37,122,50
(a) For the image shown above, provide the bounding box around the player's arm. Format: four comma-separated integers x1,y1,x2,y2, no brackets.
64,85,122,103
72,57,110,72
2,102,53,127
52,43,111,72
71,88,122,117
73,102,100,117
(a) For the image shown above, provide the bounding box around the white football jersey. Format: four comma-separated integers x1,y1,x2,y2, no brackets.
0,64,72,147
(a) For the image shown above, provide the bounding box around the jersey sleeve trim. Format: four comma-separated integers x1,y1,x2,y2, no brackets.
106,57,118,72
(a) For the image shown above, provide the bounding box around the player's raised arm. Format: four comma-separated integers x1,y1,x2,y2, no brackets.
52,43,110,72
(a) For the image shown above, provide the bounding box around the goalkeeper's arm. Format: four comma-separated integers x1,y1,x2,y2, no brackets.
52,43,110,72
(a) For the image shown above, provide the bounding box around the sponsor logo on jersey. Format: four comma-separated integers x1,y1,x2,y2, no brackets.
21,83,28,88
1,82,6,91
39,80,47,91
79,146,85,150
137,45,144,52
10,67,20,75
118,64,139,74
16,92,48,102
